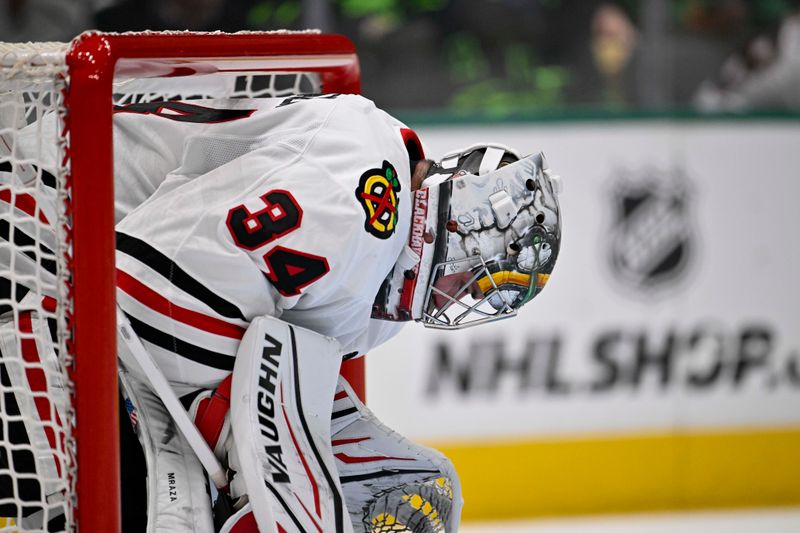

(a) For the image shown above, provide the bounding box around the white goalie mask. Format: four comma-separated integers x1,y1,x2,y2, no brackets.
372,144,562,329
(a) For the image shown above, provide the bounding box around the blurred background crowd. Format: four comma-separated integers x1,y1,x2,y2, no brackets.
2,0,800,115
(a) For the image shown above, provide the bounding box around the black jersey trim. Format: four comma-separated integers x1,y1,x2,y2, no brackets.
0,277,30,316
0,161,57,189
0,219,57,275
113,101,256,124
46,317,58,345
116,232,246,321
40,168,57,189
125,313,235,371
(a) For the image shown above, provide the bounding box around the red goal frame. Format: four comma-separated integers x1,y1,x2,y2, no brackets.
65,31,362,532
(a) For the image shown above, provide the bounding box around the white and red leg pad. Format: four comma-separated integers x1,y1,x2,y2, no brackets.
229,315,354,533
117,360,214,533
332,378,463,533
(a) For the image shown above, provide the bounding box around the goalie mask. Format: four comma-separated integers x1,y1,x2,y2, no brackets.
372,144,562,329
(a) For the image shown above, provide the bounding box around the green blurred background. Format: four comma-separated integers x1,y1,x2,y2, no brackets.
3,0,800,118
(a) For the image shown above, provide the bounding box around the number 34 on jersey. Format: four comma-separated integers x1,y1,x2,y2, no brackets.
226,189,329,297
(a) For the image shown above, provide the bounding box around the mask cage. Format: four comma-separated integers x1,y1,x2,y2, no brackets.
421,254,519,330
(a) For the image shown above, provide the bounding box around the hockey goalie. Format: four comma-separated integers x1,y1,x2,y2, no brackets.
0,93,562,532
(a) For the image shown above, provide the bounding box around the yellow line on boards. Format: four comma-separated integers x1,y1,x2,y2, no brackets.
428,426,800,521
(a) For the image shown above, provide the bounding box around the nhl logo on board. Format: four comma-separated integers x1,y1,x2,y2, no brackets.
607,166,695,297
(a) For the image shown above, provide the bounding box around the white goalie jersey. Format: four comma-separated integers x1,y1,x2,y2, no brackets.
113,94,414,392
3,94,415,391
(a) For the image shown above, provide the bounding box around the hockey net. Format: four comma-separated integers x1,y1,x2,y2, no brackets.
0,31,360,532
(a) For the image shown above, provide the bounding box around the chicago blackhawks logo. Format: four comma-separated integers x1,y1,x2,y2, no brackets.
355,160,402,239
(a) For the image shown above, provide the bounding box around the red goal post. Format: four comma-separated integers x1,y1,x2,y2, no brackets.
0,31,363,532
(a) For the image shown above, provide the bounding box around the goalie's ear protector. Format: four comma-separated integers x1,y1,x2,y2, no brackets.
372,145,562,329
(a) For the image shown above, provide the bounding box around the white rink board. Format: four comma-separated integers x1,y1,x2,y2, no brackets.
367,120,800,442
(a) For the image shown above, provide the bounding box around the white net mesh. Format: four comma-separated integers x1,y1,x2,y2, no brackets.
104,31,323,105
112,70,321,105
0,32,341,533
1,43,74,533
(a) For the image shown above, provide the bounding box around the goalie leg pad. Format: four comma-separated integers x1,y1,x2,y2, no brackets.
229,315,354,533
118,362,214,533
332,378,463,533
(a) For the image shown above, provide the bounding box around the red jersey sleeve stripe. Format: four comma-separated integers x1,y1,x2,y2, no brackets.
117,268,246,340
0,190,51,225
116,231,246,321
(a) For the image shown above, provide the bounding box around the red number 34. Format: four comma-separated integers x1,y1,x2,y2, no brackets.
226,190,329,296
